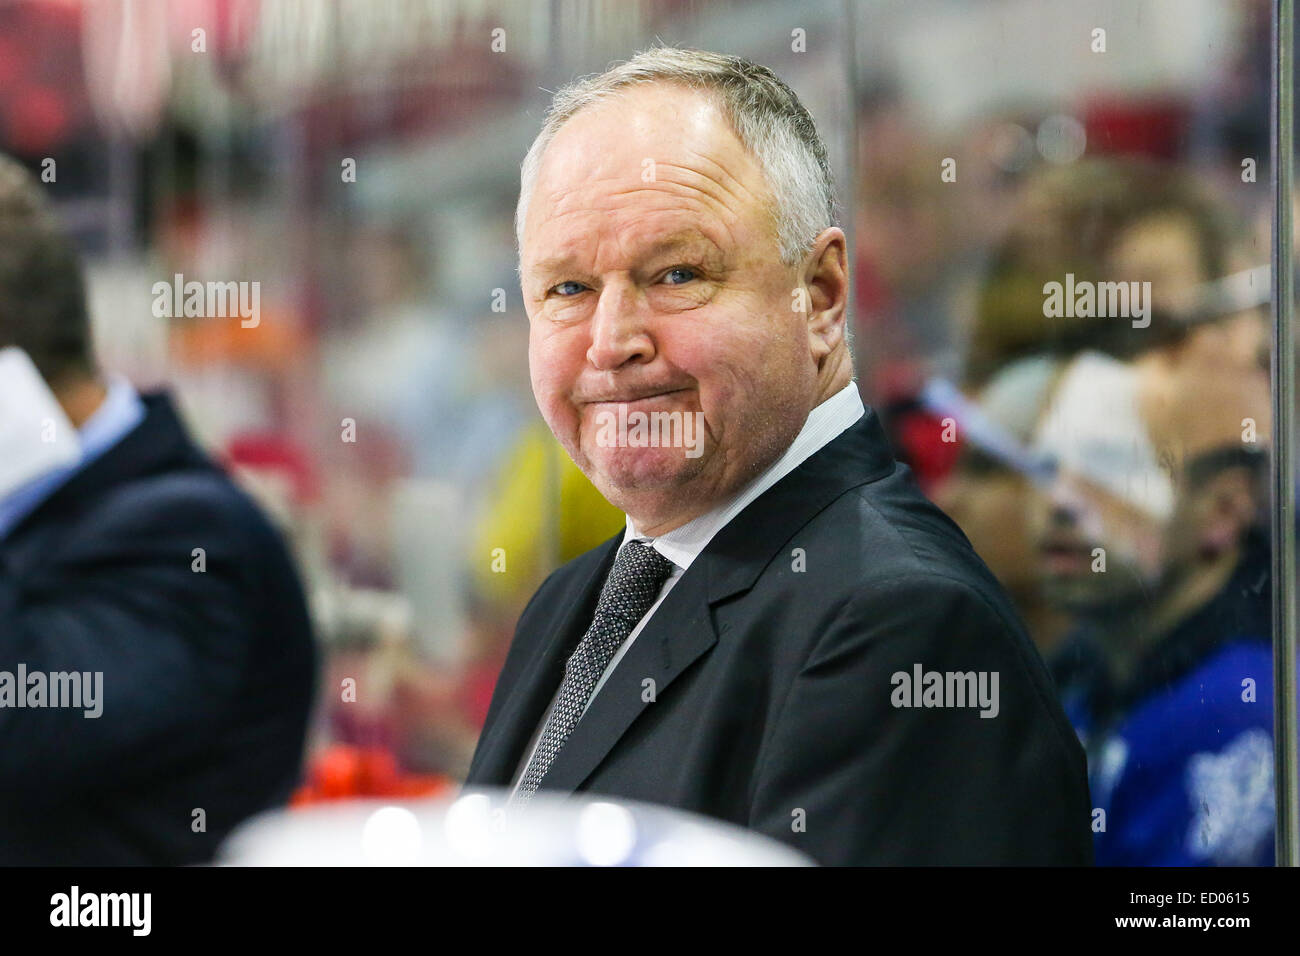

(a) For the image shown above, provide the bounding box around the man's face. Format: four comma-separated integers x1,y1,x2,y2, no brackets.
934,463,1039,598
520,84,825,529
1029,210,1212,615
1026,350,1175,616
1030,470,1167,613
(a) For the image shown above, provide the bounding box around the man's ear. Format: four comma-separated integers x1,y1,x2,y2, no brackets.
1198,468,1259,558
800,226,849,362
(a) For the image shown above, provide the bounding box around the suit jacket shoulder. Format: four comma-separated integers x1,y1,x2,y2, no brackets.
466,406,1093,864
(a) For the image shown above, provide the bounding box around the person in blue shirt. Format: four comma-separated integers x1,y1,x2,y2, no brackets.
1050,519,1274,866
1032,339,1275,866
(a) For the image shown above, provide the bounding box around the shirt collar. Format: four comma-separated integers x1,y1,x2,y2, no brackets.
0,376,145,540
624,380,864,570
78,375,146,462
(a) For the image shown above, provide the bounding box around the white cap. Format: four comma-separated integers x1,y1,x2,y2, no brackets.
1032,350,1174,521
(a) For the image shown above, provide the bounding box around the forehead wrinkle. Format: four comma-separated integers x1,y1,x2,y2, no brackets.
598,180,748,245
531,214,731,281
611,224,728,271
536,118,770,218
673,146,771,218
544,166,744,230
611,161,777,261
590,151,768,229
674,147,781,250
532,181,746,269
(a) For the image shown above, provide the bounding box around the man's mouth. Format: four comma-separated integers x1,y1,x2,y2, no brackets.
1038,538,1094,573
581,387,691,407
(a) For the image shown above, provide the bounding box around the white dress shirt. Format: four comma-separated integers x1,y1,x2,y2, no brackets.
508,380,865,792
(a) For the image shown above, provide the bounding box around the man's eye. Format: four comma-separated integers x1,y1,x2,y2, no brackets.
662,267,697,285
550,281,587,297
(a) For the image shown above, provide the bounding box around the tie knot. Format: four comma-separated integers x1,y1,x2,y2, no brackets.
594,541,676,623
612,539,676,585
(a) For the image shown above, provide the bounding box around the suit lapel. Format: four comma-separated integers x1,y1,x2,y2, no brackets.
537,556,718,794
465,537,620,786
702,407,896,603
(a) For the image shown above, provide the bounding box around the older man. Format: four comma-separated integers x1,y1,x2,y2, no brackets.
464,47,1091,865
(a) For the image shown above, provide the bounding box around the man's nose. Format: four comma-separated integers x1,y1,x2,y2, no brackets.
1045,473,1086,526
586,284,655,370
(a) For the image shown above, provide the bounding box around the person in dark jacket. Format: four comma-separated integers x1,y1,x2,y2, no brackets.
0,153,317,865
465,47,1093,865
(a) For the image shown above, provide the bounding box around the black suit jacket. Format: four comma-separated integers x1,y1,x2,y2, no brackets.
0,392,317,865
466,407,1093,865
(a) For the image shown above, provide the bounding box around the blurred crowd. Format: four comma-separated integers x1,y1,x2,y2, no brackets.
850,1,1282,864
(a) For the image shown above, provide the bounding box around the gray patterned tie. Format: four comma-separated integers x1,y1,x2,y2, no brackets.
511,540,676,805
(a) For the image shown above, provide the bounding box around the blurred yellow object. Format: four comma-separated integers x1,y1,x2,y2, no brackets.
473,422,624,608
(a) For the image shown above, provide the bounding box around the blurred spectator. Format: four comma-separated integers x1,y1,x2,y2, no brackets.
929,158,1259,656
1038,346,1273,865
929,355,1072,653
1023,162,1276,864
0,154,317,864
963,159,1245,387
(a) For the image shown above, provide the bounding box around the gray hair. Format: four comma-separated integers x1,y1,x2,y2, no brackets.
516,46,838,268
